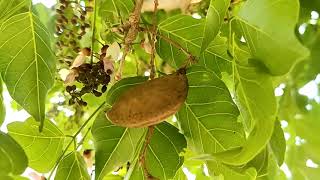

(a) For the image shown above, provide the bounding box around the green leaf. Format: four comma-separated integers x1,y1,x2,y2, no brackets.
0,12,56,130
0,0,29,22
157,15,231,75
206,160,257,180
177,66,245,155
7,118,65,172
0,132,28,175
235,0,309,75
0,175,29,180
245,149,269,177
106,76,148,105
55,151,90,180
99,0,134,25
0,81,5,126
200,0,230,52
213,47,277,165
92,76,150,179
92,111,146,180
269,120,286,166
126,122,187,179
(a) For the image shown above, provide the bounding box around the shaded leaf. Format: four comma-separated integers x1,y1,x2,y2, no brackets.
0,12,56,130
200,0,230,52
245,149,269,178
92,111,146,180
7,118,65,172
177,66,245,155
269,120,286,166
0,132,28,175
213,47,277,165
235,0,309,75
55,151,90,180
126,122,187,179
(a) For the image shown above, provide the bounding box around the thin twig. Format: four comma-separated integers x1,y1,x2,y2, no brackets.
139,126,157,180
47,102,105,179
149,0,158,79
116,0,144,80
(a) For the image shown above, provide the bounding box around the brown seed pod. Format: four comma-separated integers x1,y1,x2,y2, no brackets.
106,69,188,128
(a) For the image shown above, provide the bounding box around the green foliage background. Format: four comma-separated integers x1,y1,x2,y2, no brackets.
0,0,319,179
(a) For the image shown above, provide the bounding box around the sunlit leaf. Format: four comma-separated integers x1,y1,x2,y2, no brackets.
157,15,231,75
0,12,56,130
235,0,309,75
55,151,90,180
200,0,230,52
207,160,257,180
7,118,64,172
213,47,277,165
0,81,5,126
0,132,28,175
177,66,245,155
0,0,29,22
99,0,134,25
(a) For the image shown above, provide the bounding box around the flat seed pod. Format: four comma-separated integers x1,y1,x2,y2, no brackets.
107,69,188,128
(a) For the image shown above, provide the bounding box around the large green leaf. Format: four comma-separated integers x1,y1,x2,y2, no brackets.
0,12,56,130
93,76,148,180
126,122,187,179
0,132,28,175
92,111,146,180
7,118,65,172
0,0,29,22
157,15,231,75
0,81,5,126
213,47,277,165
269,120,286,166
177,66,245,155
200,0,230,52
235,0,309,75
55,151,90,180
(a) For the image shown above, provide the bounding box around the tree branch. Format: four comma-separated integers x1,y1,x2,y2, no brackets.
116,0,144,79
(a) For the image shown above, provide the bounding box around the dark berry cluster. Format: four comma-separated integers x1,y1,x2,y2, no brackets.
66,60,112,106
55,0,93,66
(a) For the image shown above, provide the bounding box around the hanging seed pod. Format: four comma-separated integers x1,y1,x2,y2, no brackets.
106,69,188,128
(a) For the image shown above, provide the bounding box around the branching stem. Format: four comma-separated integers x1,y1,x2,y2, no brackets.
116,0,144,80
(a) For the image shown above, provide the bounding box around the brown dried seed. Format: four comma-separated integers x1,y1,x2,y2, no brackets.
106,70,188,128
